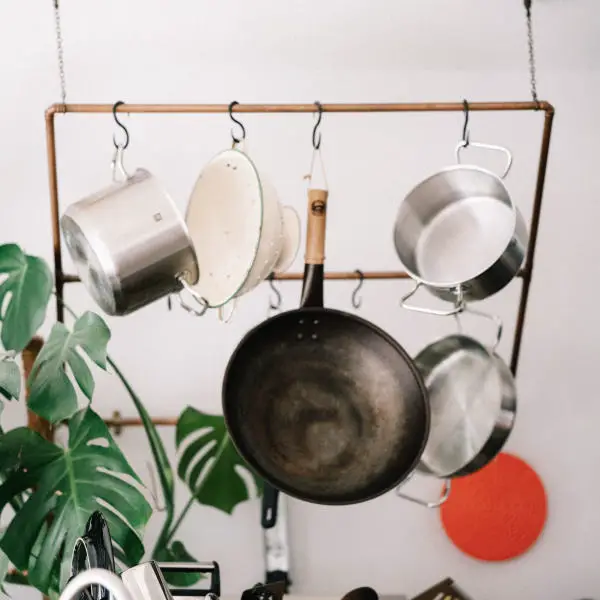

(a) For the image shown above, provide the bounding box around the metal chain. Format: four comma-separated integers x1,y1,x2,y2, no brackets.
524,0,538,105
53,0,67,104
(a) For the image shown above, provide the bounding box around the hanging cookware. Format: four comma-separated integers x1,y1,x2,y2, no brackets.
222,187,430,505
396,308,516,508
181,147,299,319
394,141,528,306
61,147,198,316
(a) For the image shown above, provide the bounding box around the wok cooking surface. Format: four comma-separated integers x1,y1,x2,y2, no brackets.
223,307,429,504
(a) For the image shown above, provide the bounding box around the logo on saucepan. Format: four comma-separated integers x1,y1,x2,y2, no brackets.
311,200,326,216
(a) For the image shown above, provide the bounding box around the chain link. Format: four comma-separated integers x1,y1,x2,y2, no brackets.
53,0,67,104
524,0,538,106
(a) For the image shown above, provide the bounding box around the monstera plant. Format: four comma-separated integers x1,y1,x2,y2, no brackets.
0,243,261,597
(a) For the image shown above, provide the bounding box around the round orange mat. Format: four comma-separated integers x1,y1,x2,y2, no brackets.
439,452,547,561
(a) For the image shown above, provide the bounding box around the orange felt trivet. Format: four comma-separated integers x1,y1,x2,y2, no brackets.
439,452,547,561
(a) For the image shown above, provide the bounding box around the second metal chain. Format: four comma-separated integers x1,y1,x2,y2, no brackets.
53,0,67,105
524,0,538,106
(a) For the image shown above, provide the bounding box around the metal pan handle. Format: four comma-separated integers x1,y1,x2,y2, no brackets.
395,474,451,509
217,297,238,324
456,306,503,351
400,282,463,317
455,140,513,180
175,275,210,317
158,561,221,598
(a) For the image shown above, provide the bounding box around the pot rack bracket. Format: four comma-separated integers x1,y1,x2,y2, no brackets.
45,100,554,430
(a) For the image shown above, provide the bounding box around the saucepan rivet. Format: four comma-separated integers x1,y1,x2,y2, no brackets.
297,333,303,340
299,319,304,325
311,334,318,340
313,319,319,325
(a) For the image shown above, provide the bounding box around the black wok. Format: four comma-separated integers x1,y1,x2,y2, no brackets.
223,189,429,505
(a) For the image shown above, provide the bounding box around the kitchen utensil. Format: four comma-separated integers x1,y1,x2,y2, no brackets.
157,562,221,598
122,562,174,600
440,452,547,561
61,149,198,316
184,148,297,314
60,570,134,600
261,483,291,590
222,188,430,505
394,141,528,305
70,511,116,600
396,309,516,507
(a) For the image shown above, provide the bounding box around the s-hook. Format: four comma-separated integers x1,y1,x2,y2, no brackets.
312,101,323,150
268,273,282,311
461,99,470,147
112,101,130,149
229,101,246,145
352,270,364,309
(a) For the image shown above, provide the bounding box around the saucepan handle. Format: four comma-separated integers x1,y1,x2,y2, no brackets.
457,306,503,351
455,140,513,179
395,474,451,509
400,282,463,317
175,276,209,317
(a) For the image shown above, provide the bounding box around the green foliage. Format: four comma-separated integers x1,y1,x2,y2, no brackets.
27,312,110,423
153,541,206,587
176,407,262,515
0,408,152,594
0,358,19,403
0,244,52,353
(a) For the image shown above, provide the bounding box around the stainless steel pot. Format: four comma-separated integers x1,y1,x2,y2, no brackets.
395,141,528,306
396,308,516,508
61,150,198,316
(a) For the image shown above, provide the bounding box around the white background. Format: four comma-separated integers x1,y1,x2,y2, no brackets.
0,1,599,599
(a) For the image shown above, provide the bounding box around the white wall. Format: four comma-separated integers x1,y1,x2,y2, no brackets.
1,1,599,599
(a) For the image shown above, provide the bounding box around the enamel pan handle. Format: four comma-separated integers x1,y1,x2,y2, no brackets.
395,474,452,509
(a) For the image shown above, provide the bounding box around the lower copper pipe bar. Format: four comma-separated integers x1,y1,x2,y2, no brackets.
105,417,177,428
60,269,526,283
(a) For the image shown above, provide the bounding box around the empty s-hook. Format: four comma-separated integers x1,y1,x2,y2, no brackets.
352,270,364,309
461,99,470,147
229,101,246,145
112,100,130,149
268,273,282,311
312,101,323,150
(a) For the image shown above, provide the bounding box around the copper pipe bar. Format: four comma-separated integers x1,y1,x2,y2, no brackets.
46,101,552,116
45,111,63,323
60,269,526,283
510,106,555,375
105,416,177,428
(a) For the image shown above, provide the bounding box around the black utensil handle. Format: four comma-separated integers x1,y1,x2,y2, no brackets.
261,482,279,529
158,561,220,597
301,189,328,308
265,571,291,593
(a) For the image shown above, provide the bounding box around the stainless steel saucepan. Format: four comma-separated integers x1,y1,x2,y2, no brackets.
395,141,528,307
396,307,517,508
61,147,199,316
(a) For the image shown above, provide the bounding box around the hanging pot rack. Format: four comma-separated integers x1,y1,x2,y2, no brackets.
44,99,554,431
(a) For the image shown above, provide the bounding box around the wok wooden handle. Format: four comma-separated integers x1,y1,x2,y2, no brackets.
305,188,328,265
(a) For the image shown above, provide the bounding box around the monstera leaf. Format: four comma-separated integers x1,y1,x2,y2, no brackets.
0,408,152,594
0,357,19,402
176,407,262,514
0,244,52,352
27,312,110,423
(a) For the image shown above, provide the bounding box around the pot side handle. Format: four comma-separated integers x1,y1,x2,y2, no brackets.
395,475,452,509
455,140,513,180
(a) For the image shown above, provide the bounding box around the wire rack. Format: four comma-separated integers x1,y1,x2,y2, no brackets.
42,100,555,431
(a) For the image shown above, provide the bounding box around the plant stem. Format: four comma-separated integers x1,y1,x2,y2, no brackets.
165,495,195,545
